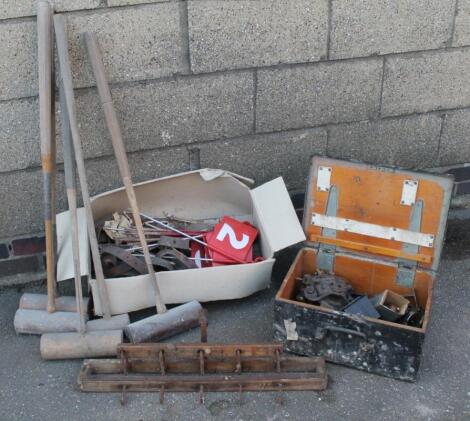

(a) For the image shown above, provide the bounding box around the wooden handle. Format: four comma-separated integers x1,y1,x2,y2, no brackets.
38,1,56,313
54,15,112,319
84,32,166,314
59,81,86,333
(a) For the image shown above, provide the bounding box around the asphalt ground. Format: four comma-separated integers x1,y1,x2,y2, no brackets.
0,225,469,420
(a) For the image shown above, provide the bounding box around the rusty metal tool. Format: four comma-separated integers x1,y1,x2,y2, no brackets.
84,32,202,343
140,213,246,264
79,343,327,403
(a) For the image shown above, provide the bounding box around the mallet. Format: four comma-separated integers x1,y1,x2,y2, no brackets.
40,16,128,359
84,32,202,343
14,1,81,334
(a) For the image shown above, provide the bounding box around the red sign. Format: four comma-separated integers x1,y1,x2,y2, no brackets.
206,216,258,265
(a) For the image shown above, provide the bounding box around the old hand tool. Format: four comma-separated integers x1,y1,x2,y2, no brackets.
84,32,202,343
40,15,128,360
14,2,81,334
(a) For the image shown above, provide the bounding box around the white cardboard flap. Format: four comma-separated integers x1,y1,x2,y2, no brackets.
250,177,306,255
56,207,90,282
91,170,253,222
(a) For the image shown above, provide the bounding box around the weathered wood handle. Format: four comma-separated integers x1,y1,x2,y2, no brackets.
38,1,56,313
59,80,86,334
54,15,111,319
84,32,166,315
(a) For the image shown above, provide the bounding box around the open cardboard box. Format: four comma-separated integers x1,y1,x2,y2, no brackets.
57,169,305,315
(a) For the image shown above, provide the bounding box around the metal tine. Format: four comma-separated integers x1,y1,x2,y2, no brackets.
120,385,128,406
199,385,205,405
236,349,242,374
159,385,165,405
199,350,205,375
159,350,166,375
275,349,284,405
199,309,208,343
275,349,281,373
276,383,284,406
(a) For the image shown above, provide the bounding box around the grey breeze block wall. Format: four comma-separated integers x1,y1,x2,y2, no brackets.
0,0,469,281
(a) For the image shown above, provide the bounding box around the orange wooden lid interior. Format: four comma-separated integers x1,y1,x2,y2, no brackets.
304,157,453,271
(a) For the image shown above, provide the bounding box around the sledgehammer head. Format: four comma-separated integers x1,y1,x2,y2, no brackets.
124,300,203,343
14,309,85,335
40,330,123,360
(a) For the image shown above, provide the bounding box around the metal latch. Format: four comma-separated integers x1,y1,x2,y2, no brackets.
316,166,332,192
401,180,418,206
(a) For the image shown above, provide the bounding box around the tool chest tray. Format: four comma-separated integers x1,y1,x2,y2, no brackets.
274,157,453,381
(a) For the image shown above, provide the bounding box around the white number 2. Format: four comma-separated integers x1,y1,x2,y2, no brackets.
215,223,250,250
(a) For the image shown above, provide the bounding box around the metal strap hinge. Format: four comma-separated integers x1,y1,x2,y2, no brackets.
396,200,423,288
317,186,338,273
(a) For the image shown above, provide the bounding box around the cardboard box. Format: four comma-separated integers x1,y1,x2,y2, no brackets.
274,157,453,381
57,169,305,315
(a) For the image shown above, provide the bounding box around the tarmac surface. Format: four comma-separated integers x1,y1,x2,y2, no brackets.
0,231,469,420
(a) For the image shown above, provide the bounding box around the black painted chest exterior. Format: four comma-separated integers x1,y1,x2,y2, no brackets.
274,157,453,381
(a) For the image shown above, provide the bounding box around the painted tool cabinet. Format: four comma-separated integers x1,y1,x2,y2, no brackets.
274,157,453,381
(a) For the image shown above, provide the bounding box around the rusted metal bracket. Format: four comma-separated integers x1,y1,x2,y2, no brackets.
78,343,327,403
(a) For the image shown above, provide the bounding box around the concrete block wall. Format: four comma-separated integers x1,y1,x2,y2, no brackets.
0,0,469,282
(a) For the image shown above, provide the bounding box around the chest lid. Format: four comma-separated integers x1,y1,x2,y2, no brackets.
304,157,453,284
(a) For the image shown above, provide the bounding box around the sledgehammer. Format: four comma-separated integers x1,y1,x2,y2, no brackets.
84,32,203,343
40,17,128,360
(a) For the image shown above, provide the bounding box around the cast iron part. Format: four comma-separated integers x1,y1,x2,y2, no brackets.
296,274,354,309
400,307,425,327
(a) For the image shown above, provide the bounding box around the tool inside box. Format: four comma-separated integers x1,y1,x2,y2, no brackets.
276,156,453,332
277,248,432,331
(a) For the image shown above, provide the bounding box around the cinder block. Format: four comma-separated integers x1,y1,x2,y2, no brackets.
58,72,253,161
439,109,470,165
0,4,185,101
0,169,65,238
453,0,470,47
188,0,328,73
0,98,40,173
0,145,188,238
0,0,100,20
256,60,382,132
330,0,454,59
382,50,470,116
0,20,37,101
199,128,327,190
84,146,190,196
327,114,442,168
64,3,185,89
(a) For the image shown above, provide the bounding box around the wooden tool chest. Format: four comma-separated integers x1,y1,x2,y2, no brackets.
274,157,453,381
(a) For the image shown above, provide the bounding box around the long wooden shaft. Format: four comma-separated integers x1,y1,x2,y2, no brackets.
38,1,56,313
59,81,86,334
84,32,166,314
54,15,111,319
